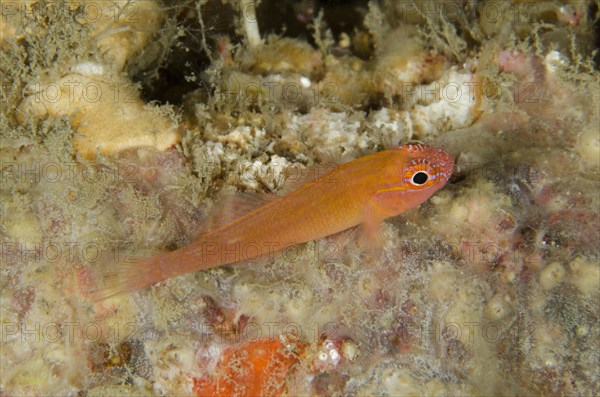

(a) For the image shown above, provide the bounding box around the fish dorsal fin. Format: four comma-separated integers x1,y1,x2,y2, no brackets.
279,165,321,194
314,147,345,165
196,190,280,235
280,153,344,194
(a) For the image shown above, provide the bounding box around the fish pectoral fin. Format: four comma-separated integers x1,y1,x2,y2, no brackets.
359,199,387,256
359,227,385,258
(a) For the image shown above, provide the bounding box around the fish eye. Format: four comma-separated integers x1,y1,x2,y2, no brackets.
411,171,429,186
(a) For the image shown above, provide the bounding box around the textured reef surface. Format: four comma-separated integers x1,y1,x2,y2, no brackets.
1,1,599,396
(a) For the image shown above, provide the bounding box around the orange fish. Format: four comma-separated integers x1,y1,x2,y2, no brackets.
92,143,454,300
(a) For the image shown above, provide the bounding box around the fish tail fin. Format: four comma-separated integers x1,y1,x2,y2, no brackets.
88,255,164,302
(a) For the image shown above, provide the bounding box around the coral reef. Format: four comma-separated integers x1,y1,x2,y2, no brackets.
1,0,598,396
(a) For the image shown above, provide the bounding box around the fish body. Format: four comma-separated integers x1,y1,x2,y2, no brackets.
94,144,454,299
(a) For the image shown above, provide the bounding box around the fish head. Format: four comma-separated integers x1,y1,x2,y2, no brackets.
369,143,455,218
389,143,455,210
397,143,454,192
